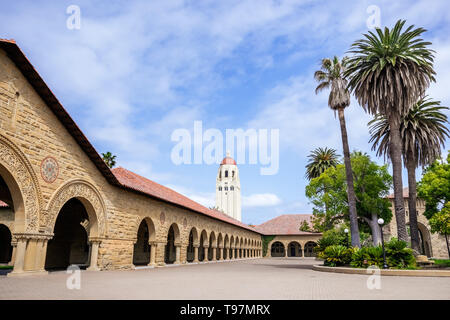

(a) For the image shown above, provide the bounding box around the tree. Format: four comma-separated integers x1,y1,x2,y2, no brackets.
102,152,117,168
305,147,339,181
299,220,312,232
306,152,392,245
417,151,450,220
368,97,449,251
428,203,450,258
314,56,360,247
346,20,436,242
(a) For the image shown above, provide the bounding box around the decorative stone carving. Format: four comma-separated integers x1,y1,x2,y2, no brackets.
0,134,41,232
43,179,106,237
40,156,59,183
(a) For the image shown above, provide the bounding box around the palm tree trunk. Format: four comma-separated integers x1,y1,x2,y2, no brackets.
388,117,408,242
337,108,360,247
406,150,420,252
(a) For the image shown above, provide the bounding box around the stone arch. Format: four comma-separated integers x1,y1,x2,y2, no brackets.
132,217,156,266
417,222,433,257
271,241,285,257
287,241,302,257
199,229,208,261
0,134,42,232
165,223,180,264
44,179,106,238
304,241,317,257
208,231,216,261
186,227,198,263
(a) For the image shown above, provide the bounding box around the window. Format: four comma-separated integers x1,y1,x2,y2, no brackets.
225,170,228,177
225,187,228,191
218,187,222,191
232,171,235,177
230,186,234,191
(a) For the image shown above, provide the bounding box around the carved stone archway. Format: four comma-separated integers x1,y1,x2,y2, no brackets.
0,134,42,233
43,179,106,237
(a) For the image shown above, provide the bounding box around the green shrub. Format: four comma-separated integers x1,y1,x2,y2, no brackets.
315,228,349,253
385,238,416,269
319,245,354,267
350,246,384,268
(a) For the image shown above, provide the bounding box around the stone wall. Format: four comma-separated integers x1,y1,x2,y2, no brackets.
0,48,263,275
386,198,448,259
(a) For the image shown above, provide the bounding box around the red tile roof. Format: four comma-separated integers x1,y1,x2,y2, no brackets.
254,214,320,235
112,167,258,233
0,200,9,208
387,187,409,199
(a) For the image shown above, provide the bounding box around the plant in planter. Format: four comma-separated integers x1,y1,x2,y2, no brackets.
319,245,354,267
350,246,384,268
385,238,416,269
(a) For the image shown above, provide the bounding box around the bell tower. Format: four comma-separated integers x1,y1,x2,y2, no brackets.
215,152,241,221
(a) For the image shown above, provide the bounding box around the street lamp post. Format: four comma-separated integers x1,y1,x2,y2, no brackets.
378,218,388,269
344,228,349,248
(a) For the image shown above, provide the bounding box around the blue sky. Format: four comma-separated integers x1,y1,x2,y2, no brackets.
1,0,449,225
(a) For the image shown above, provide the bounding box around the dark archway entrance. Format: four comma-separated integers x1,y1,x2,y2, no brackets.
187,230,195,262
45,199,90,270
165,226,176,264
199,233,206,261
288,242,302,257
0,224,12,263
133,220,150,266
304,241,317,257
0,174,14,264
271,241,285,257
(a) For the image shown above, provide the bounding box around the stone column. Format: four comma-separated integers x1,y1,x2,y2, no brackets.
8,239,17,266
10,237,27,275
156,241,166,266
193,244,199,263
175,243,181,265
203,245,209,262
212,246,217,261
148,241,157,266
180,243,188,264
284,244,288,257
87,238,101,271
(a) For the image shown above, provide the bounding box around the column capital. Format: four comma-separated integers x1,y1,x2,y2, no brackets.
89,237,103,244
12,232,53,241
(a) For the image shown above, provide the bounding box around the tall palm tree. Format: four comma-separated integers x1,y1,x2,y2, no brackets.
345,20,436,242
369,97,449,251
305,147,340,180
314,56,361,247
102,152,117,168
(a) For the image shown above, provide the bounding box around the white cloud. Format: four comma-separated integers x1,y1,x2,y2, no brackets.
242,193,282,207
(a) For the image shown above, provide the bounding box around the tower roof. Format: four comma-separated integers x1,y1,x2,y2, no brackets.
220,152,236,165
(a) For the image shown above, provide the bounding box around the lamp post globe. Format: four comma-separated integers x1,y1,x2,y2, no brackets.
344,228,349,248
377,218,384,225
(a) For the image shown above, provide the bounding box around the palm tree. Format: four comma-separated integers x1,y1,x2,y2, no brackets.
305,147,339,180
345,20,436,242
102,152,117,168
369,97,449,251
314,56,361,247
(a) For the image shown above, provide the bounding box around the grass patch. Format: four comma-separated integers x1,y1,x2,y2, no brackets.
0,265,13,270
431,259,450,267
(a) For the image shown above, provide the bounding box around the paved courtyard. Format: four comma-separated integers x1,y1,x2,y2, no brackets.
1,258,449,300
